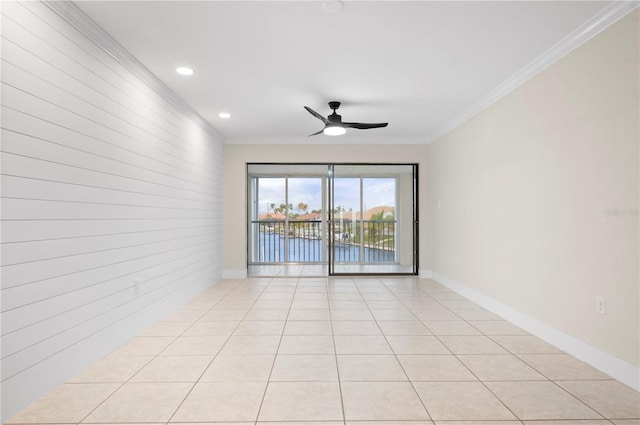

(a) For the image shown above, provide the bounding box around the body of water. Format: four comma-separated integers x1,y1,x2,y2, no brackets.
255,232,395,263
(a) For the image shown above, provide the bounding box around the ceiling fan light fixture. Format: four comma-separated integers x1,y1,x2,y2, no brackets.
323,125,346,136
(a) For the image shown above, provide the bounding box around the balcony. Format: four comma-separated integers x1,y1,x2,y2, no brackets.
249,219,396,264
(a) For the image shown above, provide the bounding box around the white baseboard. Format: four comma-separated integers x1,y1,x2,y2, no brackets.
223,269,248,279
420,269,433,279
431,271,640,391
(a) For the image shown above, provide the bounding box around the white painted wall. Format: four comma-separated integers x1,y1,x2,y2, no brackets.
0,1,223,419
223,145,429,277
429,10,639,385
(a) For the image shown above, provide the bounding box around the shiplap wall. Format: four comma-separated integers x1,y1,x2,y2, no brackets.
0,1,223,419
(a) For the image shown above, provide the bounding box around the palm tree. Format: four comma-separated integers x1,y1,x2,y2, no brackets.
371,209,386,221
297,202,308,215
368,209,386,240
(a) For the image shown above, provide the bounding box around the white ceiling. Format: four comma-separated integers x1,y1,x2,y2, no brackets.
76,0,615,144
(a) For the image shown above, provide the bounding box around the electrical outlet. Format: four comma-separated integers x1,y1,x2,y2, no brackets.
134,279,140,295
596,297,606,314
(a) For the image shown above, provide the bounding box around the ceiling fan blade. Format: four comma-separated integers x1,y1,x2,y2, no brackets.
343,122,388,130
308,128,325,136
304,106,329,125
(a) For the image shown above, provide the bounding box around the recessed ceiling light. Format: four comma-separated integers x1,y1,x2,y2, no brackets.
218,112,231,119
176,67,194,76
322,0,343,13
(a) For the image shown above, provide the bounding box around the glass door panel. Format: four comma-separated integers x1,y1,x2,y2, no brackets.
363,177,396,263
250,177,286,263
331,176,361,265
248,164,328,269
287,177,323,262
329,164,418,275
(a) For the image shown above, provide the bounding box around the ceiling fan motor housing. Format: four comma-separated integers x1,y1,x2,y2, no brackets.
328,113,342,123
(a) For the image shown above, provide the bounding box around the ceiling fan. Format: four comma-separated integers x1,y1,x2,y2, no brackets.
304,101,388,136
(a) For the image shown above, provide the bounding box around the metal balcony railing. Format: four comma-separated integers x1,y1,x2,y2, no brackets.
332,220,396,263
250,220,323,263
250,219,396,264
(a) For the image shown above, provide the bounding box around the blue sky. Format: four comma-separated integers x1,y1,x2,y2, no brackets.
257,177,395,214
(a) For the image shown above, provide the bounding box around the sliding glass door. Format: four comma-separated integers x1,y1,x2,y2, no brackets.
328,164,418,275
248,163,418,276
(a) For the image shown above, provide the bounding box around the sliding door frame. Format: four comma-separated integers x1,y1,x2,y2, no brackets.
247,162,419,276
328,163,419,276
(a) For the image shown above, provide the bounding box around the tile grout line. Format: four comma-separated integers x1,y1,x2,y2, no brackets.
164,278,267,424
424,278,530,422
76,279,244,424
483,332,611,420
328,276,351,425
419,277,612,422
382,275,525,423
372,276,436,422
252,276,301,424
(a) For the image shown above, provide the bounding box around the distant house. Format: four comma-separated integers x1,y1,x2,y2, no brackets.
363,206,395,220
295,213,323,221
258,212,286,221
333,206,396,221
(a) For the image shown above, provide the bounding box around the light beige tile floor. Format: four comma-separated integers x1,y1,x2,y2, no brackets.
6,276,640,424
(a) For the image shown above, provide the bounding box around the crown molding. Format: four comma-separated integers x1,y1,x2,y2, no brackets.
224,136,430,145
42,0,224,142
427,1,640,144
